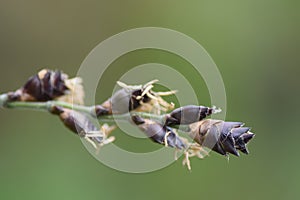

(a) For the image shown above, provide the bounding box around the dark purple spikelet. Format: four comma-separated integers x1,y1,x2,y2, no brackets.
50,106,104,144
165,105,217,126
100,80,175,115
8,69,69,102
189,119,254,156
101,88,153,115
131,115,186,149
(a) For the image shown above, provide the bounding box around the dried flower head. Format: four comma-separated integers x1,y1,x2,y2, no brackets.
100,80,176,115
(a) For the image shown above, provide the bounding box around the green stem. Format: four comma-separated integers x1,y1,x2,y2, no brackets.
5,100,91,113
0,94,164,123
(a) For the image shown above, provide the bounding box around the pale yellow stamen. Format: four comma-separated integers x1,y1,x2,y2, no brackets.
155,90,177,96
84,136,98,149
143,79,159,89
164,131,171,147
136,85,154,100
183,151,192,171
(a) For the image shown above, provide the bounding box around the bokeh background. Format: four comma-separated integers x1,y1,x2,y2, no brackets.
0,1,299,200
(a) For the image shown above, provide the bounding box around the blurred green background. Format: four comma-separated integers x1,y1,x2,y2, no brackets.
0,0,299,200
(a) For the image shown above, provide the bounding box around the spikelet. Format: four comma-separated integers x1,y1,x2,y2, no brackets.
189,119,255,157
50,106,115,149
131,115,186,149
7,69,84,104
99,80,176,116
165,105,221,126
